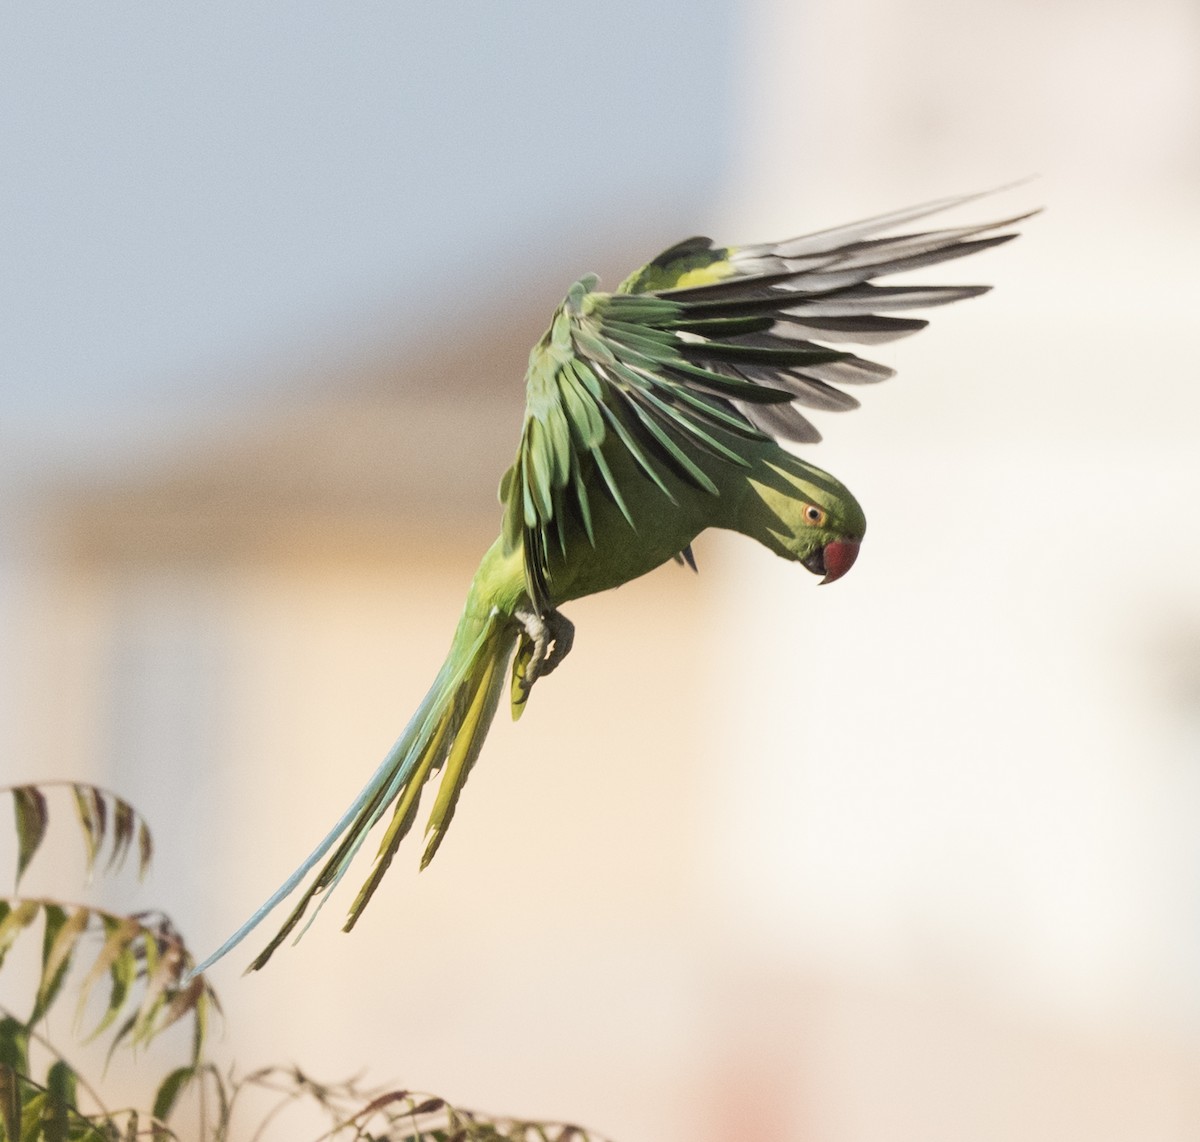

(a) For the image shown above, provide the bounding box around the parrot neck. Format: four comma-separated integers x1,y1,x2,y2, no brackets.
465,536,529,621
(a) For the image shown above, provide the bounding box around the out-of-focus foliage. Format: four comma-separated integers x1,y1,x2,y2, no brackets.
222,1067,604,1141
0,783,607,1142
8,783,153,887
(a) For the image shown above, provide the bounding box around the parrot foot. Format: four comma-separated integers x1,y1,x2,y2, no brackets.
510,606,574,718
513,606,573,686
512,606,575,703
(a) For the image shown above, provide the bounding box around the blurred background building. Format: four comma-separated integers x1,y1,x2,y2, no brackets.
2,2,1199,1140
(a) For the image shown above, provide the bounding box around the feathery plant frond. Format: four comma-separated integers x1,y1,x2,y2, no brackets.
0,898,219,1065
0,785,608,1142
0,1022,133,1142
226,1068,611,1142
0,783,216,1141
5,783,153,889
0,1006,179,1141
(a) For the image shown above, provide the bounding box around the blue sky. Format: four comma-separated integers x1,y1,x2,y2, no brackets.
1,4,739,434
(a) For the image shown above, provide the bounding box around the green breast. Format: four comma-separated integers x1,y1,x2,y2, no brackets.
541,439,725,604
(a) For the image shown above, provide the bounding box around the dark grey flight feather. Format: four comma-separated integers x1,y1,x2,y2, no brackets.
780,283,994,315
766,313,930,345
735,397,823,445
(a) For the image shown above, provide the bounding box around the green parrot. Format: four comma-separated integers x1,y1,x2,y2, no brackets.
196,189,1030,974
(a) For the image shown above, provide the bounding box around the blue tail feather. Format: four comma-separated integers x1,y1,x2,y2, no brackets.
189,609,508,977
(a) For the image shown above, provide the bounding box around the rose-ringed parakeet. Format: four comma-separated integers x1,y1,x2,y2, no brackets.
196,188,1031,973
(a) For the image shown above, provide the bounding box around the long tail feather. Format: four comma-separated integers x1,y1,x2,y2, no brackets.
191,603,517,976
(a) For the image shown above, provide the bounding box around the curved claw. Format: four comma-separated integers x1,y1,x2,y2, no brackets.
511,606,576,718
539,609,575,675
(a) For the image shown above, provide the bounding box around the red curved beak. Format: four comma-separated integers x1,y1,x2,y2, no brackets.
819,539,860,585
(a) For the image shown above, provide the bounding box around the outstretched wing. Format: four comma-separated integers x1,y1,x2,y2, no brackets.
502,188,1034,610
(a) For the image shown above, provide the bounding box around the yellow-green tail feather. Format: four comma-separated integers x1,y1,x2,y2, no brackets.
191,602,518,975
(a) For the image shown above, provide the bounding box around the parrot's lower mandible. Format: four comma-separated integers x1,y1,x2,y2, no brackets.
195,188,1034,974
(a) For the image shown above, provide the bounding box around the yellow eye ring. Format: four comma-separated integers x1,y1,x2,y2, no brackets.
803,504,826,526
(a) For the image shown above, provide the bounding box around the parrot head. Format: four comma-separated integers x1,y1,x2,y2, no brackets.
747,454,867,585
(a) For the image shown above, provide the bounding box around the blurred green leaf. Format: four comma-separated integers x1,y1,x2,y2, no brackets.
0,903,41,972
150,1067,192,1126
79,916,140,1042
0,1062,19,1142
33,908,90,1025
70,787,104,878
42,1061,76,1142
11,789,47,890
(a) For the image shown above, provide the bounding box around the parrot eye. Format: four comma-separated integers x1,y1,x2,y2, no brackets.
803,504,826,526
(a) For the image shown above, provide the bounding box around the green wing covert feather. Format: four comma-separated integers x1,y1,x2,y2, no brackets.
503,189,1035,610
